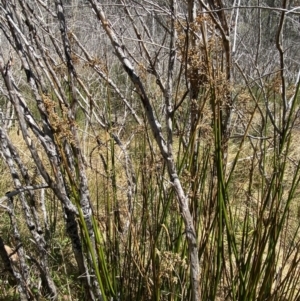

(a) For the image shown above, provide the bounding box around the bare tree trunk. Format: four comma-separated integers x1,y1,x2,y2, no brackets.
88,1,201,300
0,5,101,296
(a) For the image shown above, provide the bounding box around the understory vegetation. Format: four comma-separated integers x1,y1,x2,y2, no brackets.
1,1,300,301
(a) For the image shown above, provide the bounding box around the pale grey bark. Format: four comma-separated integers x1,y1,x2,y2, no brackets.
0,63,57,300
0,2,101,298
0,1,298,300
0,227,30,301
88,1,201,300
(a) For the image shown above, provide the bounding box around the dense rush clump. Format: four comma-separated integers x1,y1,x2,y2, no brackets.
0,1,300,301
